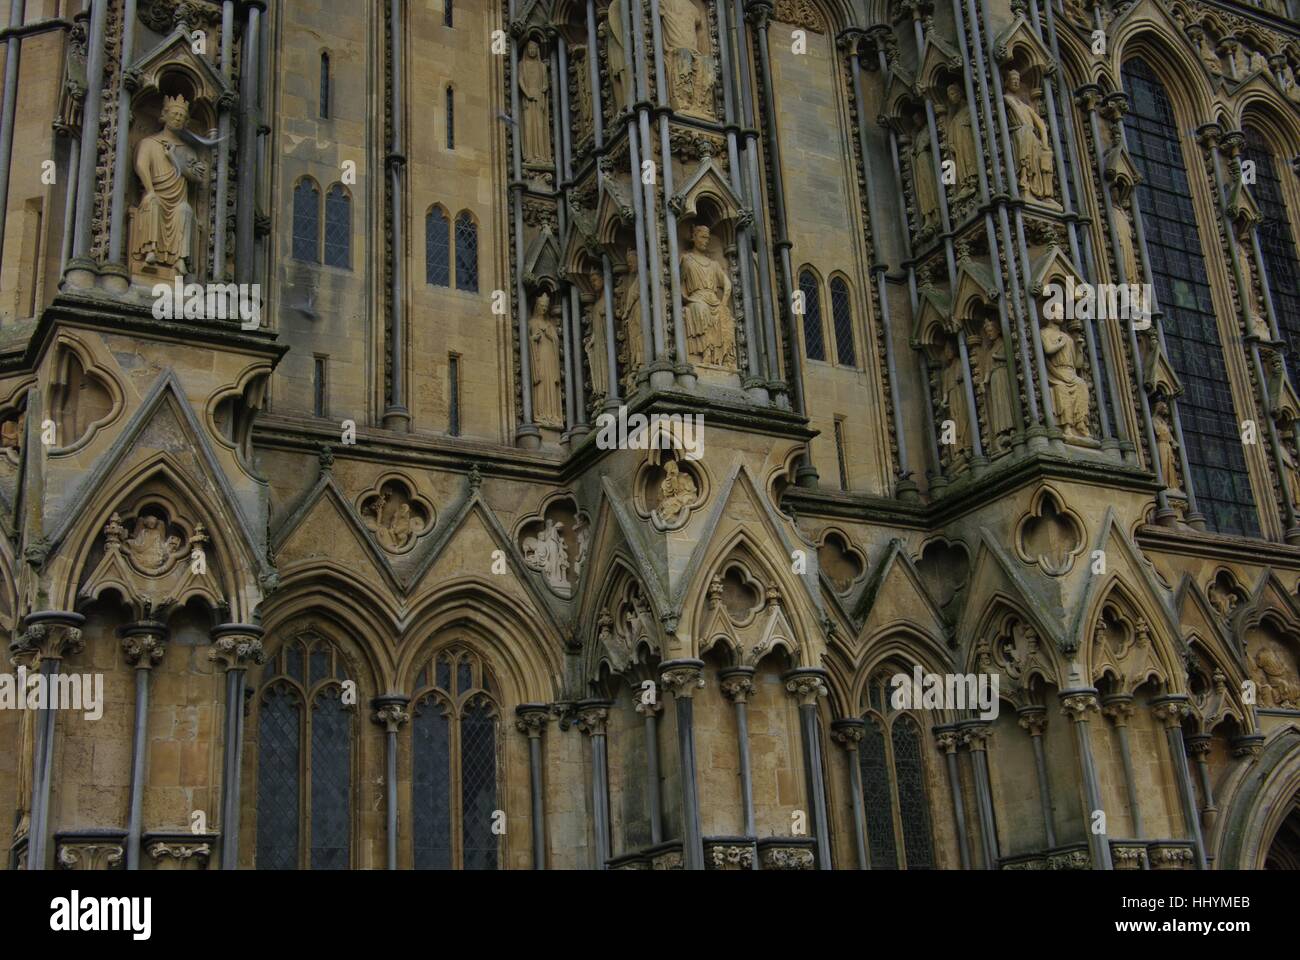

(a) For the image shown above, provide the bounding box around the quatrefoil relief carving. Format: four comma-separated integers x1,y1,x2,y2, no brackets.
515,494,588,599
633,450,708,532
817,529,865,594
1014,487,1084,576
356,476,434,555
1206,569,1247,620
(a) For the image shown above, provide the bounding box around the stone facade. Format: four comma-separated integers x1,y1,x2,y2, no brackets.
0,0,1298,871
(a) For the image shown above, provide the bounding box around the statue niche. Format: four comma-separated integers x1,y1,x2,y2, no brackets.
517,496,588,597
528,290,565,428
617,250,644,393
1003,68,1056,206
1247,619,1300,710
519,39,553,167
680,222,736,369
660,0,715,118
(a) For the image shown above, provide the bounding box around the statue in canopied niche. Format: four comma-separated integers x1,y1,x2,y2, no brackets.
618,251,644,391
1004,70,1055,204
519,40,553,165
910,110,940,234
980,317,1016,453
938,337,971,460
680,224,736,367
1111,192,1142,286
660,0,714,117
134,95,207,276
522,517,571,591
1232,217,1271,340
1153,399,1181,491
943,83,978,203
529,292,564,427
1041,312,1091,440
606,0,630,112
572,44,594,141
584,268,609,405
655,458,698,525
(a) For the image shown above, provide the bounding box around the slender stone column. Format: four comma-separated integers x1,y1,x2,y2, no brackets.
13,612,85,870
66,0,109,286
575,700,613,869
1017,706,1056,849
719,667,756,841
934,727,971,869
583,0,602,149
1151,695,1207,870
1101,694,1143,839
372,695,410,870
784,668,831,869
508,5,537,445
384,0,409,429
120,620,167,870
660,660,705,870
628,0,667,378
959,721,998,868
0,0,26,274
627,685,662,844
212,0,236,281
1060,689,1112,869
208,623,266,869
55,119,79,274
831,719,867,870
601,252,621,408
515,704,550,869
235,1,264,284
104,0,137,284
1185,733,1217,835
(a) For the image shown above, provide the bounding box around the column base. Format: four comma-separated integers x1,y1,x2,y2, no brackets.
62,257,98,290
382,406,411,432
97,262,131,295
515,423,542,450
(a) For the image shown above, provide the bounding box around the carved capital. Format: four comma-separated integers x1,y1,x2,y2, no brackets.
1098,92,1129,124
1101,694,1135,727
1017,706,1048,737
120,621,167,669
831,718,865,749
575,700,612,736
1060,690,1099,722
11,612,86,665
718,667,756,704
207,623,266,671
146,839,212,870
1195,122,1222,151
1151,696,1191,729
660,659,706,700
934,727,961,754
783,668,828,707
959,722,992,752
1185,733,1212,759
514,703,551,738
1231,733,1264,759
371,695,411,734
1074,83,1103,113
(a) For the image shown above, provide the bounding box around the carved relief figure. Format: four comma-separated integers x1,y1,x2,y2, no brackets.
1255,646,1300,708
1041,314,1091,439
1112,198,1141,285
938,337,971,460
910,111,940,234
655,458,698,524
134,95,207,276
529,292,564,427
1153,400,1181,491
362,488,427,551
943,84,978,203
0,410,24,451
980,317,1016,453
1196,31,1223,75
584,269,609,405
520,41,553,165
660,0,713,117
606,0,630,112
572,44,594,140
680,224,736,367
1004,70,1055,204
522,517,571,591
1233,221,1270,339
125,514,183,573
619,252,644,391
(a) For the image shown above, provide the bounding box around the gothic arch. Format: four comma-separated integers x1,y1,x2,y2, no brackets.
584,556,661,681
1216,724,1300,868
1079,577,1184,695
1110,24,1216,124
260,582,398,693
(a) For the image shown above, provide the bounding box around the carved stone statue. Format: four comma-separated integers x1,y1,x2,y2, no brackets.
1196,31,1223,76
606,0,630,112
680,224,736,367
572,44,594,141
1255,646,1299,708
1153,400,1181,491
1042,314,1091,440
1233,222,1270,339
584,269,609,405
910,111,940,234
1112,197,1141,285
519,40,553,165
619,252,643,392
980,317,1016,453
522,518,571,591
938,337,971,461
364,489,426,551
0,411,23,451
529,292,564,428
134,95,207,276
1004,70,1055,204
655,459,698,524
660,0,713,117
943,83,978,203
125,514,183,573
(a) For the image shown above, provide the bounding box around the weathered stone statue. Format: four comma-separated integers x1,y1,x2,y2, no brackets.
584,269,609,405
1255,646,1299,708
660,0,713,116
943,84,978,203
980,317,1016,452
522,517,571,592
529,292,564,427
1153,400,1181,491
910,111,940,234
1111,196,1142,285
134,95,206,276
619,252,643,392
1233,221,1270,339
1196,31,1223,75
938,337,971,460
606,0,630,111
1004,70,1055,204
519,40,553,165
1042,314,1091,439
656,459,698,524
680,224,736,367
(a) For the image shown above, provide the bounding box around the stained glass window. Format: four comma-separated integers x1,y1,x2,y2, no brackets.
859,715,898,869
256,635,354,869
411,647,501,869
292,180,320,262
799,270,825,361
426,207,450,287
1245,129,1300,371
1122,59,1259,536
831,277,856,367
891,715,934,869
324,184,351,269
455,212,479,292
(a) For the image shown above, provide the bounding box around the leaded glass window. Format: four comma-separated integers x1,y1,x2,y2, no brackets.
411,647,501,870
292,180,320,262
426,206,451,287
799,270,825,361
859,715,897,870
324,184,351,269
1244,129,1300,371
1122,59,1259,537
891,715,934,869
858,670,936,869
455,211,478,292
255,635,354,870
831,277,856,367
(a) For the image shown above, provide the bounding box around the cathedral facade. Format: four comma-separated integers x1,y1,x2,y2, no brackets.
0,0,1298,872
